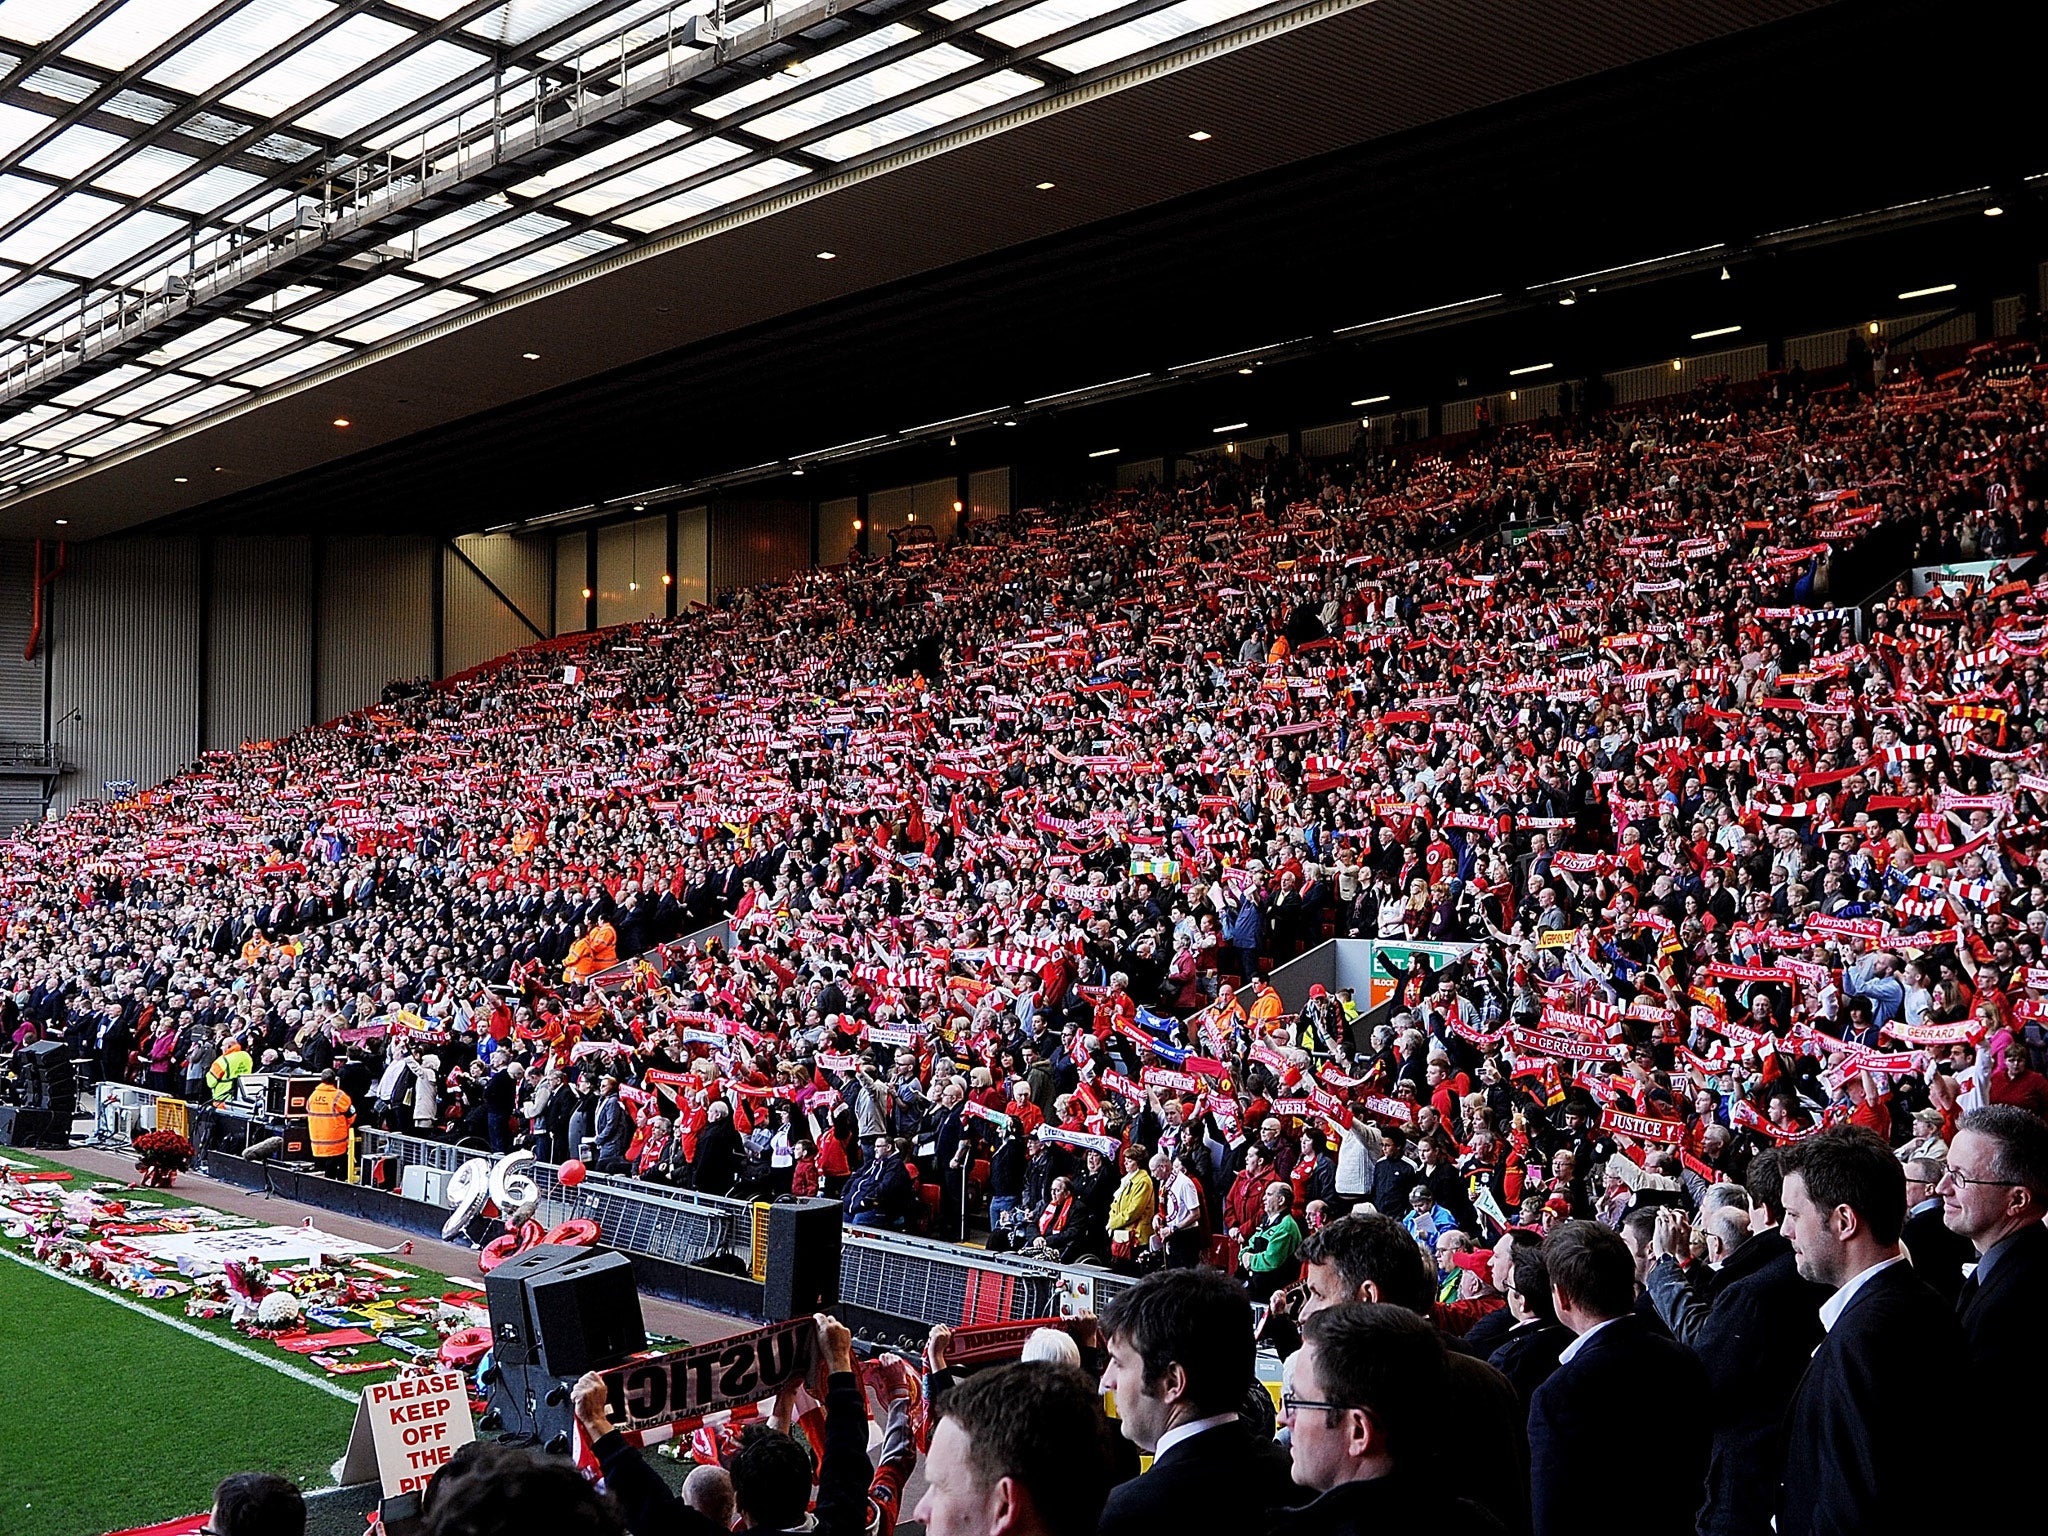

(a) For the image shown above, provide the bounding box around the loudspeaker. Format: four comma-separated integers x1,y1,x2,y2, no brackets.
268,1076,321,1117
524,1250,646,1378
0,1104,53,1147
764,1198,843,1320
484,1244,584,1367
483,1361,578,1453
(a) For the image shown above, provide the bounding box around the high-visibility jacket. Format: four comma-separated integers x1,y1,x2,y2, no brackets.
307,1083,355,1159
206,1048,253,1103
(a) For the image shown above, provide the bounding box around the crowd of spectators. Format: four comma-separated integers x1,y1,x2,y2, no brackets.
13,336,2048,1532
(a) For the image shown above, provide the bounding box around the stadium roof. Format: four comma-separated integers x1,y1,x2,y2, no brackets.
0,0,2023,537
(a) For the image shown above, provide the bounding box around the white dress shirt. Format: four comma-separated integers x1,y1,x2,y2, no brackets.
1154,1412,1240,1460
1818,1253,1905,1333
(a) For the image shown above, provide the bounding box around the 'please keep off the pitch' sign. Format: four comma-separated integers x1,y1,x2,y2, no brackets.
365,1371,476,1498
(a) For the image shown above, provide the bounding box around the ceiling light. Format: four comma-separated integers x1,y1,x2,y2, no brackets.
1720,266,1731,281
1001,420,1017,427
1898,283,1957,300
213,466,226,473
580,586,592,599
1036,181,1055,190
633,503,646,511
792,467,805,476
54,519,67,526
1985,205,2004,217
332,417,351,427
522,351,541,360
1672,360,1684,371
1351,395,1390,406
1869,321,1881,334
816,251,837,261
952,500,963,513
1187,130,1212,141
1557,293,1576,307
1507,363,1552,376
1691,325,1742,340
1088,448,1119,458
1214,421,1248,433
852,517,863,530
628,581,639,591
662,573,673,585
1238,366,1255,375
907,511,916,522
1508,391,1517,401
173,476,187,483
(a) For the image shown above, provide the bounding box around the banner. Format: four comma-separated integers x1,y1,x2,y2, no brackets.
600,1318,816,1434
1601,1108,1685,1145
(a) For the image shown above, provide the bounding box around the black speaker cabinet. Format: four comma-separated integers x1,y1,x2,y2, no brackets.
484,1361,579,1454
0,1105,53,1147
268,1075,320,1117
484,1244,584,1367
764,1197,843,1320
524,1250,647,1378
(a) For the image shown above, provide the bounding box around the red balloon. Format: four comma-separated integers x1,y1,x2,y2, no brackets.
559,1159,587,1188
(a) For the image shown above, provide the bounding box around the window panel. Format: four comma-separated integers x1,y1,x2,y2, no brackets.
56,207,187,281
745,44,978,143
1038,0,1269,71
611,157,804,233
0,272,77,332
50,361,149,407
975,0,1119,48
810,69,1035,160
231,336,348,385
146,0,335,96
137,315,248,364
0,190,124,266
69,0,224,73
66,418,161,457
282,272,422,332
407,207,566,278
0,102,56,159
336,285,470,342
141,380,249,423
224,12,413,121
295,38,487,140
694,24,917,120
508,119,687,200
551,135,743,217
0,0,105,48
458,228,619,292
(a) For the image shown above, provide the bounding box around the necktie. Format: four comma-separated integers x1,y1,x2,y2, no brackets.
1956,1273,1979,1316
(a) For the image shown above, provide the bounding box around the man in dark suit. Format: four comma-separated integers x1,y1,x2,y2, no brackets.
1271,1214,1528,1535
1096,1267,1296,1536
1529,1222,1710,1536
1900,1153,1973,1307
1645,1166,1826,1536
1778,1126,1962,1536
1940,1105,2048,1385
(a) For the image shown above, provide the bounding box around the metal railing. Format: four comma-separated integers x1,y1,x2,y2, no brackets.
0,0,825,403
353,1128,1126,1329
0,741,61,769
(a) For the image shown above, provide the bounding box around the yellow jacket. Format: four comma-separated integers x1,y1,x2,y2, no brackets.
1107,1168,1156,1246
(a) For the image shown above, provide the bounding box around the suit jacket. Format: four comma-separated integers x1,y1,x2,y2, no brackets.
1778,1260,1961,1536
1096,1419,1297,1536
1529,1315,1710,1536
1486,1319,1570,1417
1900,1203,1973,1309
1957,1220,2048,1384
1445,1349,1531,1536
1271,1467,1505,1536
1650,1231,1826,1536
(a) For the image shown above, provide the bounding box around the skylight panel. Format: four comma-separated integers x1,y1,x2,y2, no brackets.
90,370,207,417
975,0,1117,49
0,190,124,267
0,176,50,231
225,13,414,123
230,336,348,385
468,0,669,48
147,0,336,97
610,157,803,233
0,0,104,48
296,38,485,140
0,273,77,333
458,228,618,292
1039,0,1269,71
508,119,687,199
283,272,422,332
159,164,265,216
694,25,916,119
385,0,475,17
336,285,470,342
810,69,1035,159
0,103,55,159
927,0,1004,16
68,0,223,73
0,404,63,444
541,0,700,65
178,324,308,375
407,207,566,278
50,362,149,408
137,315,248,363
57,207,187,282
551,136,743,217
745,44,978,142
21,410,113,452
141,380,249,424
66,418,162,457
